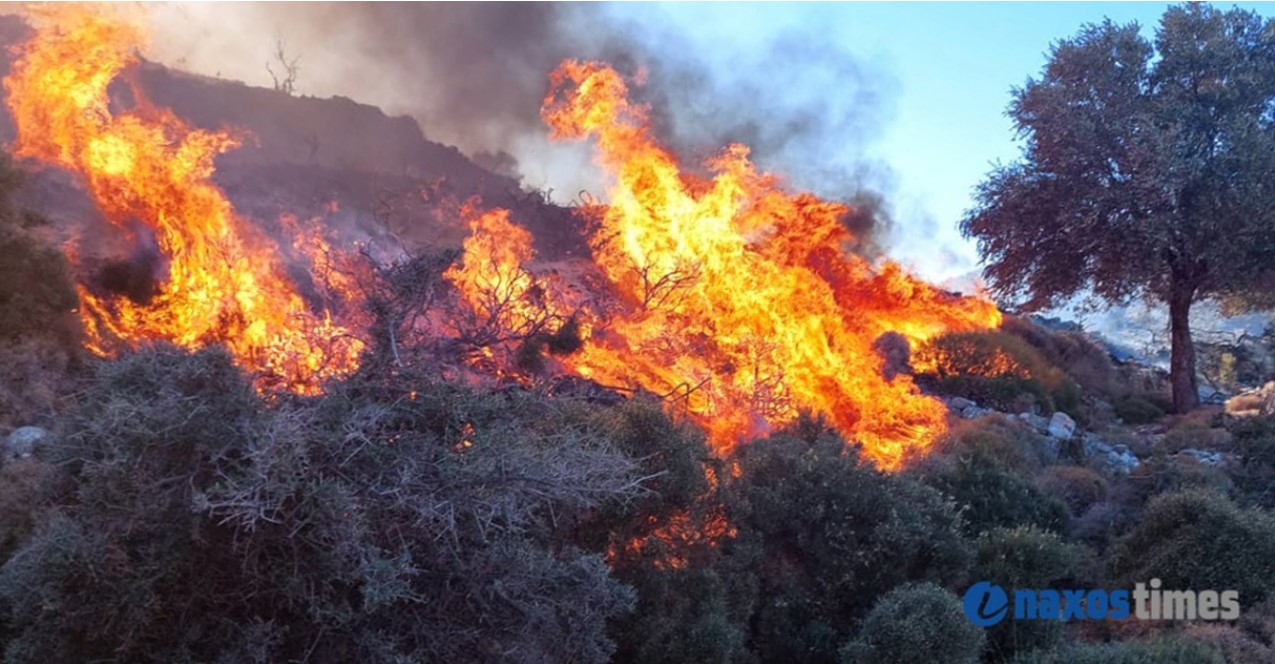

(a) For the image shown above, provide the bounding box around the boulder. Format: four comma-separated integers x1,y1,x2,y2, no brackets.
1082,433,1114,459
960,405,994,419
1106,448,1140,474
947,397,976,412
1016,412,1050,435
1047,412,1076,440
5,426,48,460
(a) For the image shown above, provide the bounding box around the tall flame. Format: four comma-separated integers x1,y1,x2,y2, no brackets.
5,6,362,393
535,61,1002,468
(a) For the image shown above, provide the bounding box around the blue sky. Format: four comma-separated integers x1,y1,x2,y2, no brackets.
597,2,1275,283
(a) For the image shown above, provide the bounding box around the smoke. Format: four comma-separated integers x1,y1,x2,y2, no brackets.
142,2,902,247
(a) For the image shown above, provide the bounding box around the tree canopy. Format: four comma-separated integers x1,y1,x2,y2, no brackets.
962,3,1275,412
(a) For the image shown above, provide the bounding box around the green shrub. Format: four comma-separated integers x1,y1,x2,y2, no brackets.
1230,415,1275,507
1110,490,1275,609
918,452,1069,536
941,415,1050,471
975,526,1088,661
1161,421,1231,454
839,583,984,664
1113,396,1165,425
1123,456,1235,502
1037,465,1109,514
723,432,973,663
1010,635,1225,663
611,567,747,664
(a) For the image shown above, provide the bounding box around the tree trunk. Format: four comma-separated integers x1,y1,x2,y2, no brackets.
1168,283,1200,413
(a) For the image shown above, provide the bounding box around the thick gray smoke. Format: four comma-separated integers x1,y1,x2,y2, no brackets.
144,2,901,246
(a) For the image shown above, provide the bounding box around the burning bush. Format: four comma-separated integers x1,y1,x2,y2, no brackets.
915,330,1081,417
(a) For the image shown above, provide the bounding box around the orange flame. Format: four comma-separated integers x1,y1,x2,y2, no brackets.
5,6,362,393
534,61,1001,469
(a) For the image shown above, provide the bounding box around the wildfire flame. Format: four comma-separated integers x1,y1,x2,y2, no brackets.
5,6,363,393
530,61,1002,468
5,5,1002,469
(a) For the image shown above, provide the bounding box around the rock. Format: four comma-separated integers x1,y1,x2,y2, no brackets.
1177,448,1226,467
1076,433,1140,474
1037,435,1062,465
5,426,48,460
960,405,993,419
1017,412,1050,435
1047,412,1076,440
1082,434,1114,458
947,397,976,412
1106,448,1140,474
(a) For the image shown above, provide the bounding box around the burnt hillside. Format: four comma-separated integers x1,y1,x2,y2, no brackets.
0,13,586,259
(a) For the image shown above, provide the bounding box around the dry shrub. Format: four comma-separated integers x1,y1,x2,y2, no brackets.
0,346,644,664
1000,316,1123,395
1185,624,1275,664
0,337,78,429
939,414,1048,471
0,459,51,560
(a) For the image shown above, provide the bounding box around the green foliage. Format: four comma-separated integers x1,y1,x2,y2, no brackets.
1113,396,1165,425
961,3,1275,412
1037,465,1109,514
976,526,1086,588
568,400,747,664
611,567,747,664
942,415,1050,471
1230,415,1275,507
916,330,1081,417
722,432,973,663
1124,456,1236,502
838,583,984,664
0,346,642,663
1011,635,1225,664
976,526,1089,661
1110,490,1275,608
918,453,1069,536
